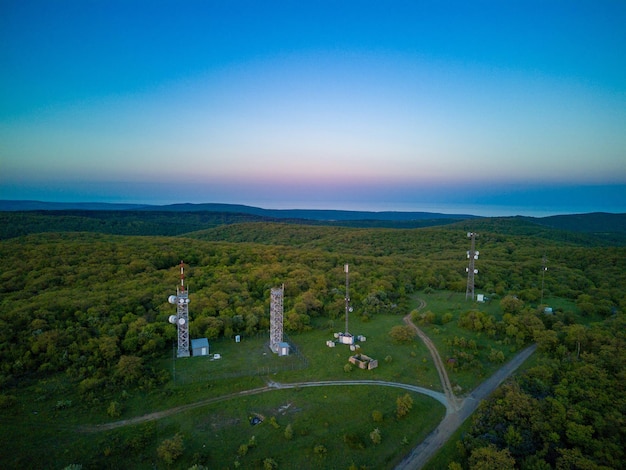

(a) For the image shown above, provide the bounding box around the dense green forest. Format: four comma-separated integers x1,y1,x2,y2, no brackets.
1,211,624,468
453,313,626,469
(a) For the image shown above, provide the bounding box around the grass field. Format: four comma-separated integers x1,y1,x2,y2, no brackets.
4,290,547,469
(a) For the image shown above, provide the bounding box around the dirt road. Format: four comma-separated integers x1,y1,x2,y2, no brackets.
403,301,460,412
394,343,537,470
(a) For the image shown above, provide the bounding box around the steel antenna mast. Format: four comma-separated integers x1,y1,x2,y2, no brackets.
344,263,350,335
465,232,479,300
168,260,190,357
541,254,548,305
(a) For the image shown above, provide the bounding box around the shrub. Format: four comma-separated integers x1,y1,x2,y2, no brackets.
284,423,293,440
389,325,416,343
0,394,17,409
313,444,327,456
263,458,278,470
370,428,382,445
269,416,280,429
396,393,414,418
157,433,184,465
107,401,122,418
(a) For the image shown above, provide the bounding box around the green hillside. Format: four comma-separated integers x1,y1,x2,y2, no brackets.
0,217,624,469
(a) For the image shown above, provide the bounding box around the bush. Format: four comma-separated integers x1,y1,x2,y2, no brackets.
313,444,327,456
107,401,122,418
263,458,278,469
370,428,382,445
157,433,184,465
389,325,416,343
284,423,293,440
396,393,414,419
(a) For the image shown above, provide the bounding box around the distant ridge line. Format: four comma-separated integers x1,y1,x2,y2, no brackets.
0,200,478,221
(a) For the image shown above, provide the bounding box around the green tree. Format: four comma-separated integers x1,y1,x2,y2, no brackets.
468,445,515,470
263,458,278,470
396,393,414,418
115,355,143,384
157,433,184,465
500,295,524,314
389,325,416,343
107,401,122,418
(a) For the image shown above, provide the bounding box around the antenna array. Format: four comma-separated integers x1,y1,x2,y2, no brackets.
168,260,190,357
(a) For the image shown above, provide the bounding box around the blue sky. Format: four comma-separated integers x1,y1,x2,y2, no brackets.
1,1,625,216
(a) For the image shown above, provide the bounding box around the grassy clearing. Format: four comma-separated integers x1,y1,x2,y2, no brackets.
4,291,546,468
90,387,445,469
283,314,441,389
5,384,445,469
159,313,441,390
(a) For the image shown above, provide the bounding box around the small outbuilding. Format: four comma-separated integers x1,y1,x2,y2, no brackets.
277,341,290,356
191,337,209,357
349,353,378,370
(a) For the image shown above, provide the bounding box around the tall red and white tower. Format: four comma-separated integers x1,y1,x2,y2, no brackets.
168,260,190,357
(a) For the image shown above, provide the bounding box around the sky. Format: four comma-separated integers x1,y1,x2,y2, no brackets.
1,1,625,216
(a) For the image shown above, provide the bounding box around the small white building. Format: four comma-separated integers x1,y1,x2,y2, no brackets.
278,342,290,356
191,338,209,356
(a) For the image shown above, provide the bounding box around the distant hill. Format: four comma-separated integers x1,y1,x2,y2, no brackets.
523,212,626,233
0,200,148,211
0,200,624,244
0,200,477,221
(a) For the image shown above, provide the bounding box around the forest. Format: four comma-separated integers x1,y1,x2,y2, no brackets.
0,210,624,469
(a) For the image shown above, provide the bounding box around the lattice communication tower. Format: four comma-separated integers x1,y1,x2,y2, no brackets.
168,261,190,357
541,254,548,305
344,263,351,335
465,232,479,300
270,285,284,354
